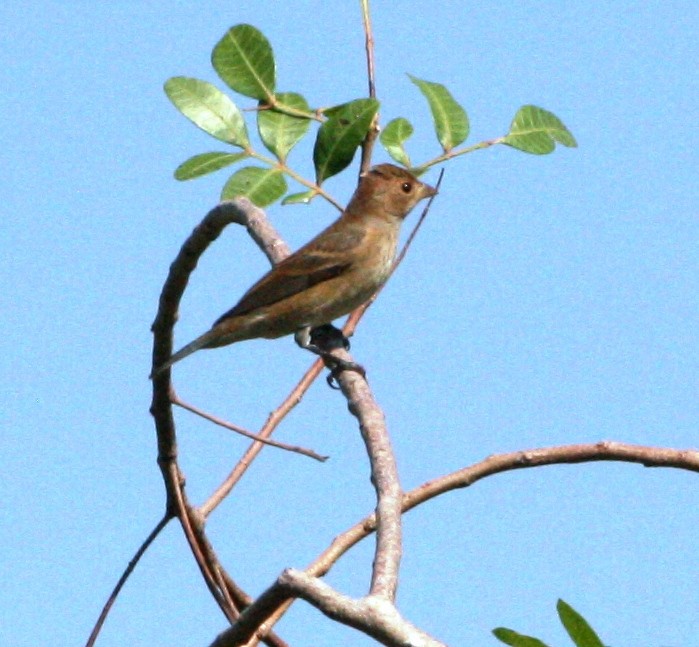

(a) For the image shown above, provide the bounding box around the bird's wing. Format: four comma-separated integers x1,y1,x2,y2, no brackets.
214,224,365,322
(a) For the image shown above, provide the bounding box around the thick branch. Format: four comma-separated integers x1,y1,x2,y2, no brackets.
211,569,446,647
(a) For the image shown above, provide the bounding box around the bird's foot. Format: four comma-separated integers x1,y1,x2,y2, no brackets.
308,324,351,351
298,325,365,388
324,355,366,388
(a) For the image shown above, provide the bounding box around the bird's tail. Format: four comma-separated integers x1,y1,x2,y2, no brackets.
149,328,219,379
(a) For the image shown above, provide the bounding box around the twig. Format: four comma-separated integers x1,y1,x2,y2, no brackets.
200,357,326,517
359,0,379,174
361,0,376,99
149,199,296,634
172,392,328,462
85,515,171,647
316,441,699,572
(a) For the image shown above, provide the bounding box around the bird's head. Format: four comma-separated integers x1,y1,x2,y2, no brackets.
353,163,437,220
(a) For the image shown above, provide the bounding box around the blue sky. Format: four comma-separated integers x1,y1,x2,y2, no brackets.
2,2,698,646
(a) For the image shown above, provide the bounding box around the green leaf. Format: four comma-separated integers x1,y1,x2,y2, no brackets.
258,92,312,161
409,74,469,152
557,600,605,647
282,190,317,205
380,117,413,167
492,627,551,647
174,152,248,180
313,98,379,184
221,166,287,207
164,77,249,147
503,105,578,155
212,24,276,101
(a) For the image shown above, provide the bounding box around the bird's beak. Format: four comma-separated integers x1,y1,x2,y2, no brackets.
422,182,438,198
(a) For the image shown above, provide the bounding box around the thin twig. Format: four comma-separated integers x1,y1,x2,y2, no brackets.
359,0,379,175
342,168,444,336
361,0,376,99
200,357,326,517
173,392,328,462
85,515,171,647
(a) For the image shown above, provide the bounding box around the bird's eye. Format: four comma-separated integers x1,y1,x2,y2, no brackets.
401,182,413,193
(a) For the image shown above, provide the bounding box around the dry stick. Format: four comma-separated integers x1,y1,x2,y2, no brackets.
197,530,291,647
167,459,238,622
172,391,328,462
313,441,699,572
361,0,376,99
85,515,171,647
334,364,403,600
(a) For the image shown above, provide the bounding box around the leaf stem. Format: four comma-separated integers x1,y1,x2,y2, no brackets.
246,149,344,211
415,136,506,172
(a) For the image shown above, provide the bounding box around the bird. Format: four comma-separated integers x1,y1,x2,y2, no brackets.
152,163,437,377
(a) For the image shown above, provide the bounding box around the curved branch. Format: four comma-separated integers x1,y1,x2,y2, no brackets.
315,441,699,573
149,198,293,639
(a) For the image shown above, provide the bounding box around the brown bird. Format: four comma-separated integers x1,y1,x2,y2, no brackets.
152,164,436,376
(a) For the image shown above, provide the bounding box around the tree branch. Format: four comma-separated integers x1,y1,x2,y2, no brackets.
332,364,403,600
222,440,699,640
211,569,447,647
149,198,294,643
172,390,328,462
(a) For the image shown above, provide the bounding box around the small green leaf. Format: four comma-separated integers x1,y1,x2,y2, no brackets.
409,74,469,152
174,152,248,180
258,92,312,161
221,166,287,207
557,600,605,647
164,77,249,147
282,190,317,205
313,98,379,184
380,117,413,167
212,24,276,101
492,627,551,647
503,105,577,155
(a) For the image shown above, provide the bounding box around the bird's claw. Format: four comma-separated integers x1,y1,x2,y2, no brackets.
303,324,363,388
325,357,367,389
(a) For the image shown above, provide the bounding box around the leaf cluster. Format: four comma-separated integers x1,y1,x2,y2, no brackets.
165,24,576,208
